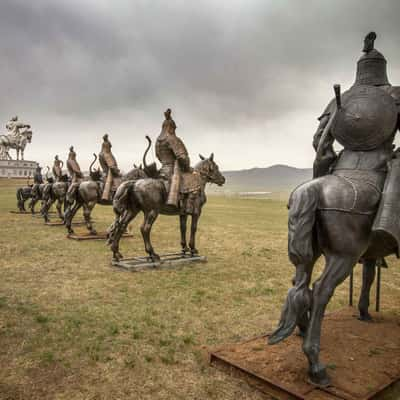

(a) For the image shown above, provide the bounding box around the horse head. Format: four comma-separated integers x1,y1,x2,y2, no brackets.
124,163,147,181
196,153,225,186
20,128,32,143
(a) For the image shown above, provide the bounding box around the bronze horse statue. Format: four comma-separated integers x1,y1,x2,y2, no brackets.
269,33,400,387
41,172,70,223
64,155,147,235
107,146,225,262
16,177,33,212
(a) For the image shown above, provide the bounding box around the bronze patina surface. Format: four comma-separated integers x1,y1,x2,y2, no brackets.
107,109,225,262
269,33,400,387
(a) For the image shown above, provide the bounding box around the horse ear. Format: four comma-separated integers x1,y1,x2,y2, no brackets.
139,163,142,169
209,153,214,161
134,163,138,168
199,154,205,160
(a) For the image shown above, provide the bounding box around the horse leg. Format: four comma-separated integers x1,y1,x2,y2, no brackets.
65,202,81,234
29,198,37,214
110,209,138,261
56,198,64,221
180,214,189,254
358,259,376,321
189,214,200,256
83,202,96,235
42,198,52,223
303,254,357,387
140,210,159,261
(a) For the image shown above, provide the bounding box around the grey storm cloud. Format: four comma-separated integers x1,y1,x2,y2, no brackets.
1,0,400,170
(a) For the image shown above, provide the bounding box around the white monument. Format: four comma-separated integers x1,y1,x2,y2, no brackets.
0,116,38,178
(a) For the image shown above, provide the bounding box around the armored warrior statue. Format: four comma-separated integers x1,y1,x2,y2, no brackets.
66,146,83,184
52,155,64,181
29,165,44,213
268,33,400,387
155,109,191,207
98,134,121,201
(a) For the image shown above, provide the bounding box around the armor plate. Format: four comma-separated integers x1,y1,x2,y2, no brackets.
67,159,81,175
372,157,400,255
331,85,397,151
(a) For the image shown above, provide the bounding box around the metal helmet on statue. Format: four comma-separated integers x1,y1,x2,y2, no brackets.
354,32,390,87
329,33,397,151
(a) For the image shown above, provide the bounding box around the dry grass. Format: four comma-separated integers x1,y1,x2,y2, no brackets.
0,179,399,399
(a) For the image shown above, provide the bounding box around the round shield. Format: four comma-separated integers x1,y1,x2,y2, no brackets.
331,85,397,151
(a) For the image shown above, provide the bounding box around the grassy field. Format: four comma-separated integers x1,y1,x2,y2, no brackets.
0,179,399,399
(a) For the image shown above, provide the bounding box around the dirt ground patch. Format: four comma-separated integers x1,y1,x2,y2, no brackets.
211,308,400,399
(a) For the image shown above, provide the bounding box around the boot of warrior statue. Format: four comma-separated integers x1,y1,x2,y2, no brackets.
52,155,64,182
98,134,121,201
155,109,191,207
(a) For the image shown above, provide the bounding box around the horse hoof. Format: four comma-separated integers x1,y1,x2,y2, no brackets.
90,230,97,236
151,254,161,262
113,253,122,262
190,249,199,256
358,312,373,322
308,366,331,388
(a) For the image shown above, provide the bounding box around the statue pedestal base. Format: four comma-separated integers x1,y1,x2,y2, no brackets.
0,159,38,178
67,231,133,241
210,307,400,400
112,252,207,271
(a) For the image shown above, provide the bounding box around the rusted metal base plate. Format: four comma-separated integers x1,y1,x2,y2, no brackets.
210,308,400,400
112,252,207,271
67,231,133,241
45,221,85,226
32,212,56,218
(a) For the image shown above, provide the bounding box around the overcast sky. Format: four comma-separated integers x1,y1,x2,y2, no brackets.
1,0,399,171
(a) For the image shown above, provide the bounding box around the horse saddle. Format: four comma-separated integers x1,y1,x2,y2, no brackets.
318,170,385,215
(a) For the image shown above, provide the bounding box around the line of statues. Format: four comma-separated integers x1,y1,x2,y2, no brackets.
11,31,400,389
17,109,225,259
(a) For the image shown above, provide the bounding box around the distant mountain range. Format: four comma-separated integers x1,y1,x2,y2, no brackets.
211,164,313,193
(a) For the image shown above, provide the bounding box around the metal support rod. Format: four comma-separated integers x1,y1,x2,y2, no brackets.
349,269,354,307
376,265,381,312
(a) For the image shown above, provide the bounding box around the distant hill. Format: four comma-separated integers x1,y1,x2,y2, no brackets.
211,164,312,194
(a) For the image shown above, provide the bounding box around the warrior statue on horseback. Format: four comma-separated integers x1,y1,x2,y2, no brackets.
107,108,225,261
41,156,70,223
0,116,33,160
29,165,45,214
269,33,400,386
64,139,146,235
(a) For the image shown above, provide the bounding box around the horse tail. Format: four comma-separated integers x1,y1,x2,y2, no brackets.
142,135,158,178
269,180,320,346
288,180,320,266
107,180,135,244
113,180,135,216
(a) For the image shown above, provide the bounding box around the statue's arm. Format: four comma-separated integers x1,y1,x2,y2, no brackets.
313,113,330,151
16,122,30,129
169,137,191,171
